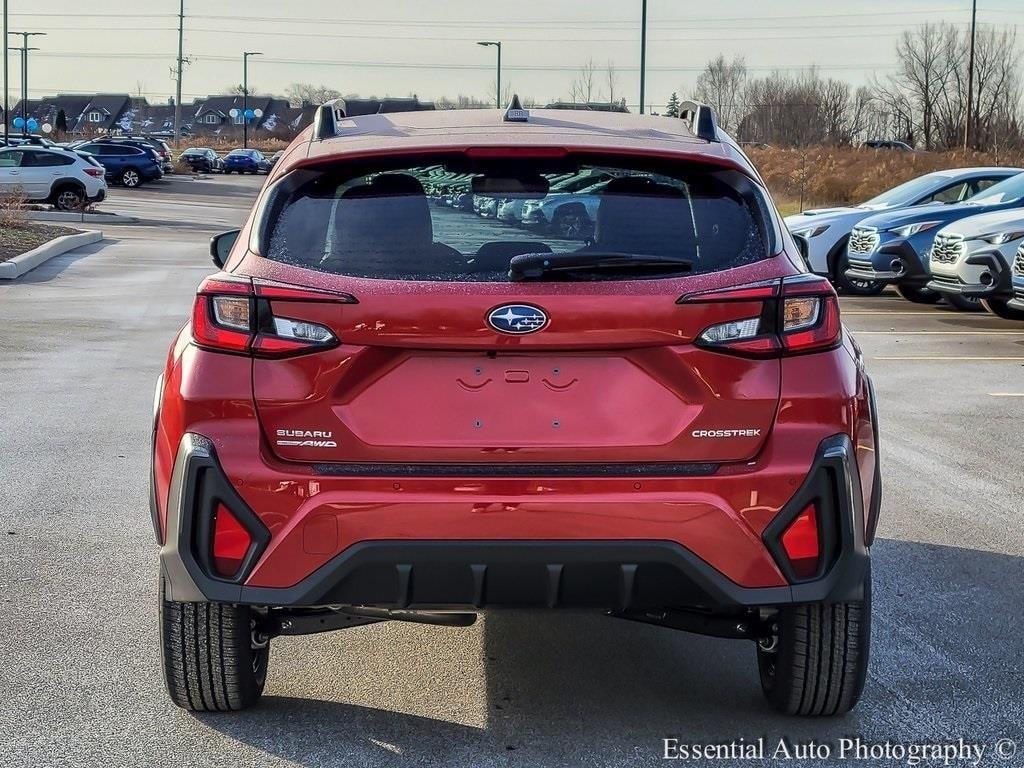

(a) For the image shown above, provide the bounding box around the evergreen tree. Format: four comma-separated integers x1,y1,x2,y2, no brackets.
665,92,680,118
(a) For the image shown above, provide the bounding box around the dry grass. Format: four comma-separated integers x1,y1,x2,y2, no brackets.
0,190,29,229
747,146,1024,212
173,136,290,154
0,223,79,262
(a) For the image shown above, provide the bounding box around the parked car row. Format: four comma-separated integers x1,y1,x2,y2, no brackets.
786,166,1024,320
180,147,277,175
428,170,619,240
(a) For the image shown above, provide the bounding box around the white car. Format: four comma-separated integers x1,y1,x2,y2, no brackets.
0,145,107,210
927,208,1024,320
785,167,1021,295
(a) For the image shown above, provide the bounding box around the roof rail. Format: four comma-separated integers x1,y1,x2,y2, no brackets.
312,97,437,140
678,100,719,143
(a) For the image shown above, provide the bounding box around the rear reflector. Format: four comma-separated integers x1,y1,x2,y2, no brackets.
212,503,251,578
781,504,820,579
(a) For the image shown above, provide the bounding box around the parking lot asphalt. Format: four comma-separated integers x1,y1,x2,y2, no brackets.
1,175,1022,767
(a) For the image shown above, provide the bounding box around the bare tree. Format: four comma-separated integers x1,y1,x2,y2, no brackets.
891,23,962,149
569,59,598,104
693,55,747,131
968,26,1022,150
285,83,342,107
605,61,618,107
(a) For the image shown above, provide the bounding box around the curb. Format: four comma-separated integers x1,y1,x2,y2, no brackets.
0,230,104,279
27,210,139,224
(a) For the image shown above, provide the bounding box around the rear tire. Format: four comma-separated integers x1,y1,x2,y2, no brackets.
981,298,1024,320
52,185,85,211
943,293,984,311
757,568,871,716
120,167,142,188
159,578,269,711
895,284,941,304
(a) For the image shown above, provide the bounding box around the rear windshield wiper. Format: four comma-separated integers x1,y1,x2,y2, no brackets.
508,251,694,281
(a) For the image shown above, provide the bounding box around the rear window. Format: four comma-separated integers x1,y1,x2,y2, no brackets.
258,155,776,281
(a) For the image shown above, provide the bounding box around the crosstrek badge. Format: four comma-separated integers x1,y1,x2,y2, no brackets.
692,429,763,438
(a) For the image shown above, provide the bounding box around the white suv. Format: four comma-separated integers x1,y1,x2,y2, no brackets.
0,146,108,210
927,208,1024,320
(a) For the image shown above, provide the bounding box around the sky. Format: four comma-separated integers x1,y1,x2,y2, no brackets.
3,0,1024,111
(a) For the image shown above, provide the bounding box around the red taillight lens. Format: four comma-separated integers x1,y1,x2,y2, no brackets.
190,275,337,357
690,276,840,358
84,167,104,178
212,503,251,578
780,294,841,354
781,504,820,579
192,294,253,353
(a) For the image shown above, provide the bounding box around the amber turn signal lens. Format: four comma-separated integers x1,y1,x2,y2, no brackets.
211,296,251,331
782,297,820,332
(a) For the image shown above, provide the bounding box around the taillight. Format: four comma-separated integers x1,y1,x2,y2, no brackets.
211,503,251,578
780,504,820,579
191,275,338,357
690,275,841,357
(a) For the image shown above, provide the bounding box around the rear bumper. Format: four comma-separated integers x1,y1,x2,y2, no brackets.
159,433,871,610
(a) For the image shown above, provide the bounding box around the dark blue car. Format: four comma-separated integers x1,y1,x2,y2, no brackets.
846,171,1024,303
222,149,270,175
75,140,163,188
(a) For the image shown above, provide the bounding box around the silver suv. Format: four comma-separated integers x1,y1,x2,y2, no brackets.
927,209,1024,319
0,145,108,210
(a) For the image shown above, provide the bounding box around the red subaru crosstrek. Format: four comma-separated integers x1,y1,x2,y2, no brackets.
152,99,880,715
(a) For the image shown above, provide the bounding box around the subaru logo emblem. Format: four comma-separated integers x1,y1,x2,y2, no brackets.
487,304,548,335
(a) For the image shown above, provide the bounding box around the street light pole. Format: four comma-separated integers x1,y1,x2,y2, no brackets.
964,0,977,152
8,31,44,136
639,0,647,114
2,0,7,146
477,41,501,108
242,50,262,149
173,0,184,145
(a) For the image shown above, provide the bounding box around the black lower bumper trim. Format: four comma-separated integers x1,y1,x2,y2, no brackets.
161,434,871,610
313,461,720,477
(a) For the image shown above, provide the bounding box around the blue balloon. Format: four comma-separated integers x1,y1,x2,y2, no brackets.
12,117,25,129
27,118,38,131
244,108,255,120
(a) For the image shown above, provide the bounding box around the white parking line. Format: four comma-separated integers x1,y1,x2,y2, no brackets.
874,356,1024,361
989,393,1024,397
855,331,1024,335
844,311,996,316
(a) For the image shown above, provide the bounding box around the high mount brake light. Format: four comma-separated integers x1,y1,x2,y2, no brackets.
191,276,339,357
688,275,841,358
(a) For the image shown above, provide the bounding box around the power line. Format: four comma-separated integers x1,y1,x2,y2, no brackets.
26,51,897,72
9,7,1005,28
